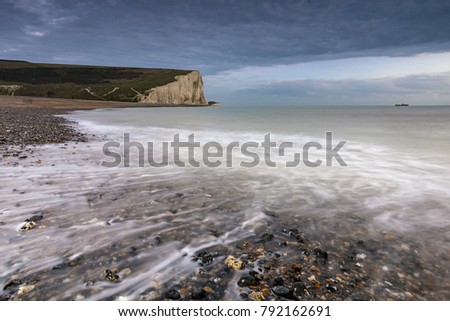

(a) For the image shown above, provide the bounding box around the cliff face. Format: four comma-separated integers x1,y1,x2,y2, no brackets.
134,71,207,106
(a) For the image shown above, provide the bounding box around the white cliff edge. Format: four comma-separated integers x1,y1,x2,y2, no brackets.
134,71,208,106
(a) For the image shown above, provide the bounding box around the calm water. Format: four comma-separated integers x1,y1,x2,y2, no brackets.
1,105,449,300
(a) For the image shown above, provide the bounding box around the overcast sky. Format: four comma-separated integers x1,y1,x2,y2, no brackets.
1,0,450,105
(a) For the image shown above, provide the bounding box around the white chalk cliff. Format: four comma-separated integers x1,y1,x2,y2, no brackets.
133,71,208,106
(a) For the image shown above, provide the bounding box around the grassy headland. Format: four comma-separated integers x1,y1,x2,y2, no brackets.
0,59,192,102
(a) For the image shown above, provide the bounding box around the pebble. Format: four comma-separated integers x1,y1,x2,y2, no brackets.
3,279,22,290
273,277,284,286
179,288,189,297
313,248,328,264
292,282,306,299
248,291,265,301
68,258,81,267
165,289,181,300
17,283,35,295
192,289,206,300
356,253,367,260
20,221,36,231
272,285,291,298
120,268,132,276
103,269,120,283
325,284,337,292
225,256,244,270
52,263,67,270
237,276,258,288
26,213,44,222
203,286,215,294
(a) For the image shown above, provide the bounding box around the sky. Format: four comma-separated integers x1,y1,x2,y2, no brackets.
1,0,450,105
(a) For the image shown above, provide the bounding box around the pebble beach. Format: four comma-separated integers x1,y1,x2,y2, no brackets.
0,103,449,301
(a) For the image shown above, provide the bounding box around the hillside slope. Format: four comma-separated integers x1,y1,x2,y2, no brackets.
0,60,207,105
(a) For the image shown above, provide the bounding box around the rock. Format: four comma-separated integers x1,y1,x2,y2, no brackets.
200,254,213,265
192,289,206,300
153,235,163,245
310,266,320,273
272,285,291,298
20,221,36,231
103,269,120,283
52,263,67,270
3,279,22,290
68,258,81,267
17,285,35,296
26,214,44,222
203,286,215,294
248,291,265,301
179,288,189,297
313,248,328,264
225,256,244,270
0,294,12,301
237,276,258,288
326,284,337,292
165,289,181,300
292,282,306,299
120,268,132,276
273,277,284,286
193,250,213,265
356,253,367,260
259,233,274,242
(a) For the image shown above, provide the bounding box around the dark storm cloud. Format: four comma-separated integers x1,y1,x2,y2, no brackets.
1,0,450,73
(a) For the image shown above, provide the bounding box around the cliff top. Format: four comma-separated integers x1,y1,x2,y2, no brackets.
0,60,196,102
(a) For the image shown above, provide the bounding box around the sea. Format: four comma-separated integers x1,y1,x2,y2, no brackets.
1,105,449,300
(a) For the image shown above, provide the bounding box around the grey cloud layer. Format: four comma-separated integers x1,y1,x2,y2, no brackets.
1,0,450,73
231,72,450,105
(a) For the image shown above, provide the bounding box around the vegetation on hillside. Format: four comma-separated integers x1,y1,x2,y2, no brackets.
0,60,192,102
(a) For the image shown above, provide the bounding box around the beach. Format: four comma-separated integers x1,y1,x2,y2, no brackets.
0,102,449,301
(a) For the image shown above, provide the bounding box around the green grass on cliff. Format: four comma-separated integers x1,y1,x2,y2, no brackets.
0,60,192,102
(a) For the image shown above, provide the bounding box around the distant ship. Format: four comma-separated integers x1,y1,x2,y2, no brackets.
395,103,409,106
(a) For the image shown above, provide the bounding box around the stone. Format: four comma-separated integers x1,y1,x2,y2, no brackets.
248,291,265,301
272,286,291,298
313,248,328,264
225,256,244,270
165,289,181,300
192,289,206,300
292,282,306,299
103,269,120,283
237,276,258,288
20,221,36,231
17,285,35,296
3,279,22,290
68,258,81,267
273,277,284,286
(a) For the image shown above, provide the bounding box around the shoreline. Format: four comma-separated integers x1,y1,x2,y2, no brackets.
0,95,211,110
0,95,209,164
0,106,88,165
